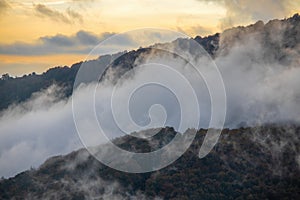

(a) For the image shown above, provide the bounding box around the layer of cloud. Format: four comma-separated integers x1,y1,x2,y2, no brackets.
0,29,181,56
35,4,83,24
0,85,83,177
177,25,213,36
0,0,9,15
0,31,117,55
200,0,298,29
66,7,83,23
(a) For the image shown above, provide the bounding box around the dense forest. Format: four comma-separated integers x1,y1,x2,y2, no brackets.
0,126,299,199
0,64,79,111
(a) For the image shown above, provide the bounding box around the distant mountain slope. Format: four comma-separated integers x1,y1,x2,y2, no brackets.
0,126,299,199
1,13,299,112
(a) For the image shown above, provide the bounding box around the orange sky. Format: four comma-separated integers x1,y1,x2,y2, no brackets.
0,0,299,76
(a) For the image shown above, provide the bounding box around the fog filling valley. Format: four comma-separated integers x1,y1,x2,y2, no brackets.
1,20,300,178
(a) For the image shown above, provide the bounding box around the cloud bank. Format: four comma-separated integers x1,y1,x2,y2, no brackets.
0,85,82,177
0,31,118,55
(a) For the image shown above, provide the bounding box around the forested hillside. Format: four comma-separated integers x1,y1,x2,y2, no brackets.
0,126,299,199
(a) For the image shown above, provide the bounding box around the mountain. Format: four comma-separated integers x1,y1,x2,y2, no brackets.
1,14,300,199
1,13,299,112
0,126,300,199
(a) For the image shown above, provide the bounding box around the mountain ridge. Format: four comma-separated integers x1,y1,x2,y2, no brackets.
1,13,299,112
1,126,300,199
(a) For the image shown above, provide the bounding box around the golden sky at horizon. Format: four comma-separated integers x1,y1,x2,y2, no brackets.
0,0,299,76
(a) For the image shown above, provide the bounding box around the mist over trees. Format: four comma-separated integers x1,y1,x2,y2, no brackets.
0,126,299,199
1,14,300,199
